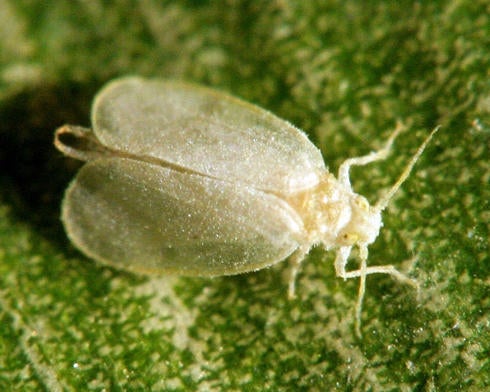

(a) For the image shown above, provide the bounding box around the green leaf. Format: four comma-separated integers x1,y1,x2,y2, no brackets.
1,1,488,390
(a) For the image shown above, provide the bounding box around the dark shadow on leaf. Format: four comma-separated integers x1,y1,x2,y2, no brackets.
0,79,102,246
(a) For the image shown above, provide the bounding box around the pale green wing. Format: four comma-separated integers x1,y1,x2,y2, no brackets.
62,158,303,276
91,77,325,193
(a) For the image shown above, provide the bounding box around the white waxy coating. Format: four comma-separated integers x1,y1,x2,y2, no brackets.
62,157,303,275
55,76,438,335
92,78,325,192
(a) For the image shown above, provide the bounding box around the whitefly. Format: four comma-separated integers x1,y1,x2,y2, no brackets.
54,76,438,335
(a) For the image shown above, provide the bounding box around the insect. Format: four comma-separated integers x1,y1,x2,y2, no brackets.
55,76,438,335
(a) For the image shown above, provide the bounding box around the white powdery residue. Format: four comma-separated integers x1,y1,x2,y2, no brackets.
133,277,224,385
133,276,197,350
0,290,63,392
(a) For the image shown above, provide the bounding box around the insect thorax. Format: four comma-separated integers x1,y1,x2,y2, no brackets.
284,173,382,250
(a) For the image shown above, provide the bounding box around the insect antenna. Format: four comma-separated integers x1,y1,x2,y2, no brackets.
374,126,440,212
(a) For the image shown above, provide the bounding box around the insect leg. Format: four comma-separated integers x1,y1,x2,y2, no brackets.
338,122,404,189
334,244,419,336
287,247,310,299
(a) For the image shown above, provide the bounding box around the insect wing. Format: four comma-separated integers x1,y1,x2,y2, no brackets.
92,77,325,193
62,158,303,276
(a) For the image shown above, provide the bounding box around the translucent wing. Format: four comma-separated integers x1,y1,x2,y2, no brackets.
62,158,303,276
91,77,325,193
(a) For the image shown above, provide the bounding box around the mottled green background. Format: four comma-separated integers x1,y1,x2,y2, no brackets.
0,1,488,391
